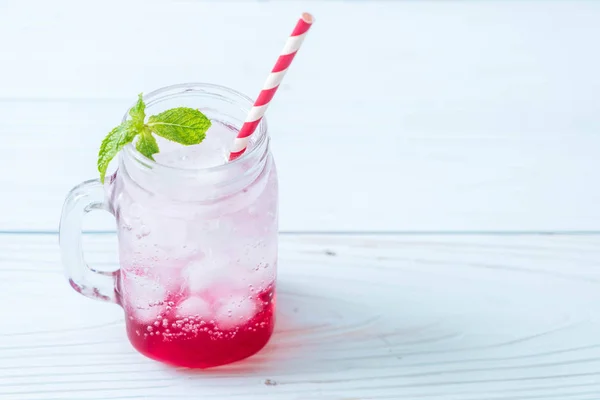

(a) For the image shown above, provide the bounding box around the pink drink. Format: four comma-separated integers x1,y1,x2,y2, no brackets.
41,84,273,369
59,84,278,367
113,105,278,367
125,285,275,368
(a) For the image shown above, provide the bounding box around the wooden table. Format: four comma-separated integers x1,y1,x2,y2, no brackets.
3,234,600,399
1,1,599,399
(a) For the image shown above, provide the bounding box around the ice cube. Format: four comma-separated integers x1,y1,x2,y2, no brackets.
229,240,277,290
142,216,191,256
122,273,167,323
131,303,166,324
154,263,185,295
239,263,276,291
184,256,228,295
176,296,213,319
121,197,195,260
214,294,258,330
153,120,235,169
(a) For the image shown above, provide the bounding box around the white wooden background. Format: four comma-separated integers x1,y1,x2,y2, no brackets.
1,0,599,232
2,0,600,399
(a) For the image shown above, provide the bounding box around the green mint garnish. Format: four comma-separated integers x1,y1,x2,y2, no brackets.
147,108,210,145
97,120,137,183
135,126,160,160
97,94,212,183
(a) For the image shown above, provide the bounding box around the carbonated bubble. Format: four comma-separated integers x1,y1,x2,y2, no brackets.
176,296,213,319
122,272,167,323
214,294,258,330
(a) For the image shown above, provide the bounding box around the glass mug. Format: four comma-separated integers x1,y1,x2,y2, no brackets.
59,83,278,368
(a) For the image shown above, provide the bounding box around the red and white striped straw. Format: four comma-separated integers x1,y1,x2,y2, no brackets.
229,12,314,161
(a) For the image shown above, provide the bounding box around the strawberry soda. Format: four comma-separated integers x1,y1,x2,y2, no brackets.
61,83,278,368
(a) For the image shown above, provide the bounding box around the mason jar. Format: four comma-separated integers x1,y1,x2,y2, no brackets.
60,83,278,368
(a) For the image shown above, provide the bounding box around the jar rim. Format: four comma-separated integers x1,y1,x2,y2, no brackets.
121,82,268,175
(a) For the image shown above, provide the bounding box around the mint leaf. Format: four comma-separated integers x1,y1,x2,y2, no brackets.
97,120,136,183
147,107,211,145
98,97,212,182
129,93,146,125
136,127,159,160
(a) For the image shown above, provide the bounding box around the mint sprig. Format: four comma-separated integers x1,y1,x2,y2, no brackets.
148,108,210,145
98,94,212,183
135,126,160,160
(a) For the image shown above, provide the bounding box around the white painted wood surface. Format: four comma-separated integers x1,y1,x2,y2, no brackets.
2,233,600,399
1,1,600,231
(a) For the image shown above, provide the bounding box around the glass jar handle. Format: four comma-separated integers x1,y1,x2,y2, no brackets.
59,179,119,303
